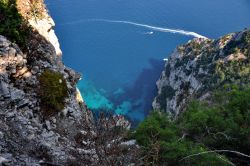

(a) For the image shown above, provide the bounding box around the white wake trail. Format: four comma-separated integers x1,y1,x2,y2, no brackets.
92,19,207,39
61,19,207,39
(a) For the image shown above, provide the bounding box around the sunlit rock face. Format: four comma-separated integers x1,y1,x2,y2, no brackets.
28,17,62,57
17,0,62,56
153,30,250,117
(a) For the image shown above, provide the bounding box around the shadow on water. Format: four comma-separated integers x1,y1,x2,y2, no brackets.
109,58,165,126
78,58,165,127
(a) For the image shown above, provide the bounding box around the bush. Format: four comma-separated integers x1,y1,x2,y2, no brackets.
179,87,250,165
38,70,68,116
133,112,229,166
0,0,29,49
134,86,250,165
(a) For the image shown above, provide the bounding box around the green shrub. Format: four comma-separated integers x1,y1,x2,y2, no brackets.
133,112,229,166
179,87,250,165
0,0,29,49
38,70,68,116
134,86,250,165
134,111,180,146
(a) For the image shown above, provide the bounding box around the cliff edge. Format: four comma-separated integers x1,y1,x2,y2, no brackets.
153,29,250,117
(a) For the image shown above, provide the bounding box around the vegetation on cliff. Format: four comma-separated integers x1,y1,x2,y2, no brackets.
1,0,249,165
38,70,68,116
134,86,250,165
0,0,28,48
0,0,45,50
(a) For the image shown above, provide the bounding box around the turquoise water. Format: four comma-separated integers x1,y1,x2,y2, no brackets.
46,0,250,124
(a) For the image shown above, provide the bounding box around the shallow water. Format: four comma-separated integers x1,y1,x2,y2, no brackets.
46,0,250,124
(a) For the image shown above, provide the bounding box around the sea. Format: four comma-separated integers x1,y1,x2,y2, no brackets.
46,0,250,124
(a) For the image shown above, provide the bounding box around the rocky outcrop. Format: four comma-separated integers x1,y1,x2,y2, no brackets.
153,29,250,117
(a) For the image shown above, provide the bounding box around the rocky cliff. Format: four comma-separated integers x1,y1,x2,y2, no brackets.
0,33,93,165
0,0,138,165
0,0,96,165
2,0,249,165
153,29,250,117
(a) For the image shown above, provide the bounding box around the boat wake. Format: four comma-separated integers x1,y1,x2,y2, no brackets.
61,18,207,39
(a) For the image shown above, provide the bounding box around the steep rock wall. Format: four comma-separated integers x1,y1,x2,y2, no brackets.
153,29,250,117
0,0,97,165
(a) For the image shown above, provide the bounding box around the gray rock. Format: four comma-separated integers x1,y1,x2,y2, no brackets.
10,89,24,101
45,120,51,130
0,50,9,57
17,99,30,109
0,81,10,99
68,107,74,113
0,35,10,47
0,156,10,165
10,68,16,74
8,47,16,56
6,112,15,118
32,66,40,73
0,131,4,139
51,117,56,124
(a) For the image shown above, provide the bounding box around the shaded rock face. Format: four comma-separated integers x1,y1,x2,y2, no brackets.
153,29,250,117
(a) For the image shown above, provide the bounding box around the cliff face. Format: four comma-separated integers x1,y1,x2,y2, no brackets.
0,36,92,165
0,1,96,165
153,29,250,117
0,1,138,165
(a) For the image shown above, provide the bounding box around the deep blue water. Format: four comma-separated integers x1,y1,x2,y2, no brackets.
46,0,250,123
